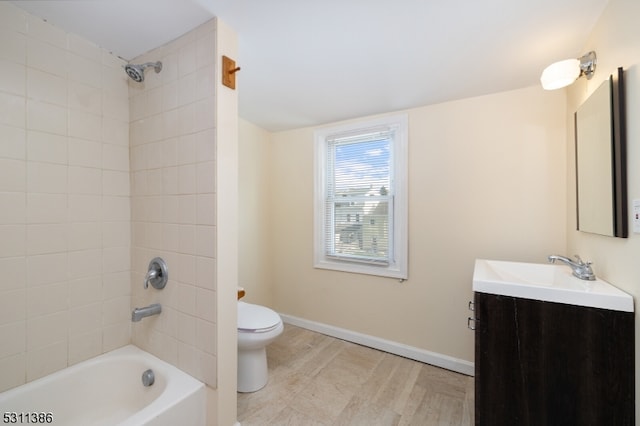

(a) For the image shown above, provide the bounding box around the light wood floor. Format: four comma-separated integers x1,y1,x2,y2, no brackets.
238,324,474,425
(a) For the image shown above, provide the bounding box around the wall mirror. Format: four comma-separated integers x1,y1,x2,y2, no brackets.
575,67,627,238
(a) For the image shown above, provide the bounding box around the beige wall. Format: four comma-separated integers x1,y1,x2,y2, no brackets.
565,0,640,418
238,119,274,307
262,86,567,364
0,2,131,392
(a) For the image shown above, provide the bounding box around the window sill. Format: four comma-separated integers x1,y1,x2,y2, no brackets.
314,258,407,279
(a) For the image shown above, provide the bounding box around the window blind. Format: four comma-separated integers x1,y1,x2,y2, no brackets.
324,126,394,264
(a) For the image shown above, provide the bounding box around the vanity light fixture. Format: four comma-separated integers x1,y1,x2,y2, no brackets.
540,51,597,90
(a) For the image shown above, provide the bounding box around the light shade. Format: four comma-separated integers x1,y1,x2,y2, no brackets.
540,58,581,90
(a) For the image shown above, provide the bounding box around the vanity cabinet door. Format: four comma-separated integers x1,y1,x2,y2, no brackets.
474,292,634,426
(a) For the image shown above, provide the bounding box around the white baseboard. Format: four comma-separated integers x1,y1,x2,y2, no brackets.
279,313,475,377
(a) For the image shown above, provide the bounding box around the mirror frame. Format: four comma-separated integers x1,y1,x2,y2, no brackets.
611,67,628,237
575,67,627,238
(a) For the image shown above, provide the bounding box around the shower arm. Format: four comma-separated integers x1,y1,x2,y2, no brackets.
140,62,162,73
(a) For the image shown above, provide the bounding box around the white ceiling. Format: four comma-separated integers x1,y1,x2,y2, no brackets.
12,0,609,131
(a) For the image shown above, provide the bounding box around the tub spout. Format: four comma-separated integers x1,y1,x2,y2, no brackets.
132,303,162,322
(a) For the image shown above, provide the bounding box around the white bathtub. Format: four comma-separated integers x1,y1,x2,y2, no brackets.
0,345,205,426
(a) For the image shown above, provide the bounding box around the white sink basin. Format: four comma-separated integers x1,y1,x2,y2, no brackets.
473,259,634,312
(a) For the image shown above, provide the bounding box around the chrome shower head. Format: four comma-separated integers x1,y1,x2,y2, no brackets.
124,61,162,83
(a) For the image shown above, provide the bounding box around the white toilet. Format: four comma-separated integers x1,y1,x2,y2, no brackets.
237,301,284,392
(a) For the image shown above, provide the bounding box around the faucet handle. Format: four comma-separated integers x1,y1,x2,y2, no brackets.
144,257,168,290
574,255,595,268
144,268,158,289
574,255,596,280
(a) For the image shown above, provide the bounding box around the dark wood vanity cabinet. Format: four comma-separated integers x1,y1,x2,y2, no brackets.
474,292,634,426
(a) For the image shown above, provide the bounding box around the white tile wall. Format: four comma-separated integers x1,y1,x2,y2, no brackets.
0,2,131,391
130,19,218,387
0,2,219,393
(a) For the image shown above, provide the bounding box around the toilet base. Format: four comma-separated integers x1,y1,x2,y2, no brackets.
237,347,268,393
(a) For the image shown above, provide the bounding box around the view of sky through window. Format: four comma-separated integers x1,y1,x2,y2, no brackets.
333,138,390,196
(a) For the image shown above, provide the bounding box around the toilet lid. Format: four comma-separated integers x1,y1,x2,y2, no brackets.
238,302,281,331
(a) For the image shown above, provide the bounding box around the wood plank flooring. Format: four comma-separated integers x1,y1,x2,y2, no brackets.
238,324,474,425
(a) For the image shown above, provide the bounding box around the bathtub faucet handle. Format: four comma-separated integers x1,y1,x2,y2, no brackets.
144,269,158,289
144,257,168,290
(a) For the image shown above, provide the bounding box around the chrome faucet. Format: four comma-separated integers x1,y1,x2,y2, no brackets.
548,255,596,281
144,268,158,289
131,303,162,322
144,257,168,290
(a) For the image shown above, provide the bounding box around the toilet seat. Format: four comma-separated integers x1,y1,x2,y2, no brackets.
238,301,281,333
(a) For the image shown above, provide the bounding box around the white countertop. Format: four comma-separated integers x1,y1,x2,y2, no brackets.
473,259,634,312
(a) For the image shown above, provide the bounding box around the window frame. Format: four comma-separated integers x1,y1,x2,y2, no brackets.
313,114,408,279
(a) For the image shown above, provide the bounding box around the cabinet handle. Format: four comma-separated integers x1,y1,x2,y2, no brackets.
467,317,477,330
468,301,475,311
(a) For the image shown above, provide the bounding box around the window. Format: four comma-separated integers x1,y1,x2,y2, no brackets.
314,114,408,279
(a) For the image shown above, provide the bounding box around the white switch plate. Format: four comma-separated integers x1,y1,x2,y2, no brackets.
633,199,640,234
